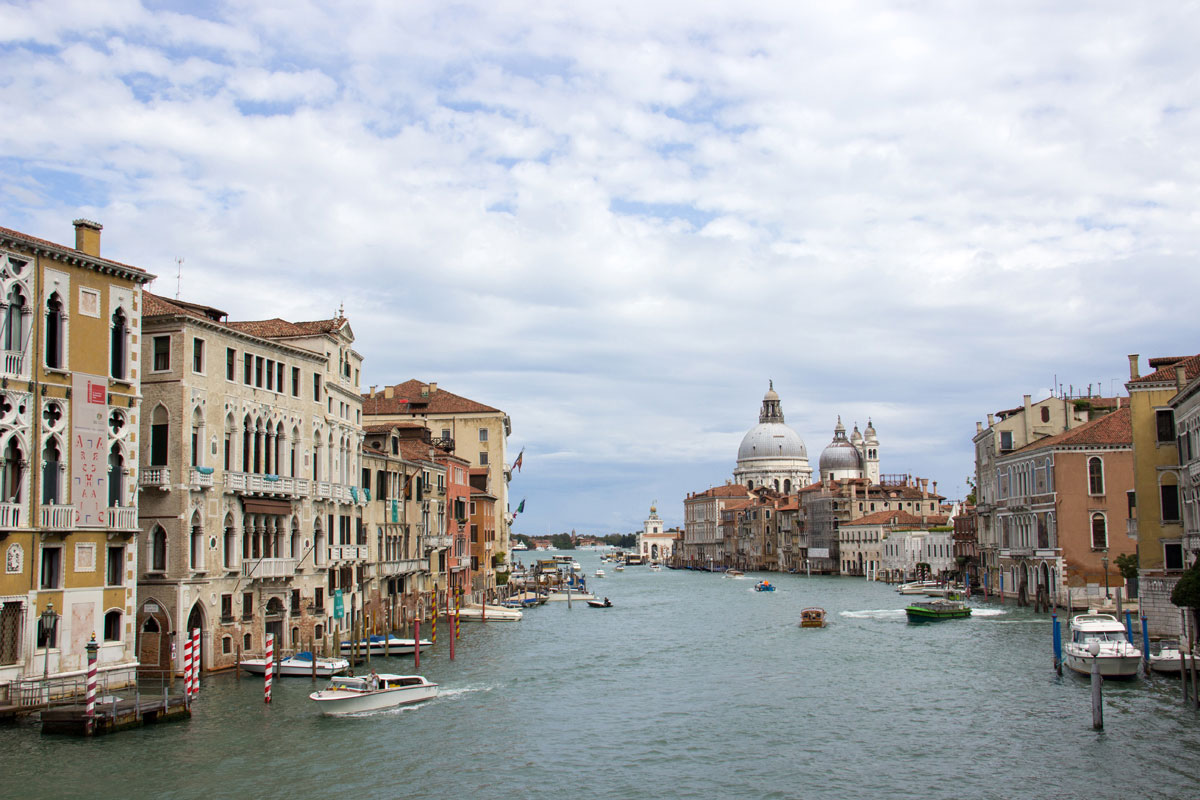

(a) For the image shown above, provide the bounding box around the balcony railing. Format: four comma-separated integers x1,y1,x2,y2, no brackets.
1127,519,1138,538
224,471,309,499
189,468,214,490
0,502,23,529
40,504,75,530
328,545,367,562
139,468,170,489
425,534,452,550
241,557,297,579
2,349,25,377
107,507,138,530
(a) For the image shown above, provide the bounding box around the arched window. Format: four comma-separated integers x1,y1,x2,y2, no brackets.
784,479,791,494
190,408,203,468
291,518,301,560
108,444,124,507
1,437,23,502
314,518,326,566
242,415,253,472
1091,513,1107,550
3,285,26,352
41,438,61,504
1087,457,1104,495
223,515,236,570
45,292,64,369
110,308,127,379
149,405,169,466
150,526,167,572
189,512,203,571
103,610,122,642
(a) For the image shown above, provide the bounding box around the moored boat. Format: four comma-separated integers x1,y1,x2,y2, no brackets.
240,651,351,677
458,603,524,621
339,635,430,656
799,608,827,628
309,673,438,716
1062,613,1142,678
896,580,941,595
905,599,971,622
1148,642,1197,674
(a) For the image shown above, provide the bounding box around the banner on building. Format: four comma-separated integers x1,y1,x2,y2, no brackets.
72,373,109,527
808,548,830,559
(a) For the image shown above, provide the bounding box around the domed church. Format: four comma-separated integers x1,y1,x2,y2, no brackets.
818,417,880,484
733,382,813,493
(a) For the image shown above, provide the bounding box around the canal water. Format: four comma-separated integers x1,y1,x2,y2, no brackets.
6,549,1200,800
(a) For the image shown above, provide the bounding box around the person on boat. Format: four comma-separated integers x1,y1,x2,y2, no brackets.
603,597,612,607
368,669,380,691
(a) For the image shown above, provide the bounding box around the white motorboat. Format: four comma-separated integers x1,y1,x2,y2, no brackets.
649,563,662,571
1148,642,1197,674
458,603,523,621
544,590,597,603
594,569,606,578
240,651,350,677
614,565,625,572
1063,612,1142,678
924,584,967,598
339,635,431,656
896,581,941,595
309,673,438,716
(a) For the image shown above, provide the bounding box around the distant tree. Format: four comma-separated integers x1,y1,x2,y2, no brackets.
965,475,977,506
1171,559,1200,614
549,533,576,550
1115,552,1139,598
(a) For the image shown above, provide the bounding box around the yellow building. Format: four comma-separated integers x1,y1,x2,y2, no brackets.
0,220,153,695
1127,353,1200,636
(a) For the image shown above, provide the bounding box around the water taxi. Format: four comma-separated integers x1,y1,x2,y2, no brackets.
799,608,827,628
1063,612,1142,678
896,580,941,595
309,673,438,716
905,599,971,622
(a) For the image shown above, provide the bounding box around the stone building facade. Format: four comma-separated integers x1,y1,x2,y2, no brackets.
135,293,363,673
0,220,152,690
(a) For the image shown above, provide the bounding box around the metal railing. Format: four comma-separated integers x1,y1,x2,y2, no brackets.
5,665,159,709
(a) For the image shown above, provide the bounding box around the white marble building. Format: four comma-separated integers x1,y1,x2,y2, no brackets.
733,383,812,493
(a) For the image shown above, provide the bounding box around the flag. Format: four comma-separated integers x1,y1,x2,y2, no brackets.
513,449,524,473
512,498,526,518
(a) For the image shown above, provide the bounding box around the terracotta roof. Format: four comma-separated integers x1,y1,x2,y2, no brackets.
723,499,754,511
226,317,346,339
1009,407,1132,454
361,444,388,456
396,440,442,465
363,423,400,434
843,509,928,527
689,484,751,500
362,380,500,415
0,223,149,276
1129,354,1200,387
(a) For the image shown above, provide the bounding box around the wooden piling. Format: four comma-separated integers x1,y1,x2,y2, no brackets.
235,643,241,679
1091,653,1103,730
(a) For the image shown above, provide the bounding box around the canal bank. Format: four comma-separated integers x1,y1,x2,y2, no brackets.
5,549,1200,800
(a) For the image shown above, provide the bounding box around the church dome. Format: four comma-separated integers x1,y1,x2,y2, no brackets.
738,423,809,461
819,416,864,473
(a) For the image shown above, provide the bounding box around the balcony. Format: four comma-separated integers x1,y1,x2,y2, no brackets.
2,349,26,378
1127,519,1138,538
0,502,23,529
329,545,368,562
241,557,297,579
40,504,75,531
224,471,308,499
189,468,214,490
425,534,452,551
314,481,353,502
107,507,138,530
379,558,424,577
139,468,171,489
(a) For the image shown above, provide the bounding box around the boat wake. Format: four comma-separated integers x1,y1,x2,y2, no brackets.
841,609,906,620
969,608,1006,617
437,685,493,700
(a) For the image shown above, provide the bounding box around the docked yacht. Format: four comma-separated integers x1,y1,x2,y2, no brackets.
240,651,350,677
339,635,430,656
896,581,941,595
1063,612,1142,678
458,603,524,621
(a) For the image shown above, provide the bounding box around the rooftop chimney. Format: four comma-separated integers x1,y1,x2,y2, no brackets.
384,386,395,399
1128,354,1140,381
369,385,376,398
976,421,982,434
987,413,994,427
429,382,438,393
73,219,102,256
1176,365,1188,393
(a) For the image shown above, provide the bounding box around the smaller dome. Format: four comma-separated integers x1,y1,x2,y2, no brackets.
850,424,863,445
819,416,864,474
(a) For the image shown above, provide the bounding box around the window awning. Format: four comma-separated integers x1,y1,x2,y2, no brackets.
242,498,294,516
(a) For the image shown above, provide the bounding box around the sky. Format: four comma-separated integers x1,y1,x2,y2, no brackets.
3,1,1199,535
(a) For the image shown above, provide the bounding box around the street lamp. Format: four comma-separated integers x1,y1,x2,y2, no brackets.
1101,551,1111,600
40,600,58,686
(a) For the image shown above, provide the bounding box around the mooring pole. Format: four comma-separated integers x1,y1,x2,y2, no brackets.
264,633,274,704
1142,615,1151,677
1090,647,1103,730
1052,613,1062,676
1124,610,1133,645
414,617,421,670
85,634,98,736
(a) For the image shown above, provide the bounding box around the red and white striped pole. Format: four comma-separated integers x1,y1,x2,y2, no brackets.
264,633,274,704
191,628,200,698
85,633,98,735
182,632,193,701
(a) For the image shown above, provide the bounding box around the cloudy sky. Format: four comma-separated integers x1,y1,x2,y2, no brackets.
3,1,1198,534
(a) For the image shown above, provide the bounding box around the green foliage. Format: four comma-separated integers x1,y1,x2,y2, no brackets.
1114,553,1139,582
496,571,509,586
492,551,506,567
965,475,977,506
927,526,954,532
1171,561,1200,610
549,533,576,550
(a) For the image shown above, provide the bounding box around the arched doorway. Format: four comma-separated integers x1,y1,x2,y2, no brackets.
264,596,285,647
136,598,171,673
186,601,206,673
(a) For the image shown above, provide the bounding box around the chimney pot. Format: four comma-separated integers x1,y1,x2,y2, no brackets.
73,219,102,256
1128,354,1140,381
429,382,438,393
384,386,395,399
1176,365,1187,393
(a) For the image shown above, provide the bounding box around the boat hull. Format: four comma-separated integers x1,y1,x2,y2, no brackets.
339,638,430,656
310,682,438,716
1063,648,1142,678
240,656,350,677
458,604,523,621
905,602,971,622
1149,652,1195,674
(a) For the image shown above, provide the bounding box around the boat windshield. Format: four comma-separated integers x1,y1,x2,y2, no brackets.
1075,630,1125,643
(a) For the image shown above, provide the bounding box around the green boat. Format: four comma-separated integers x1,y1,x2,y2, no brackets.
905,600,972,622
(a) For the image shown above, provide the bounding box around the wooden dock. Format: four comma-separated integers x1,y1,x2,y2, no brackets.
40,692,190,736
